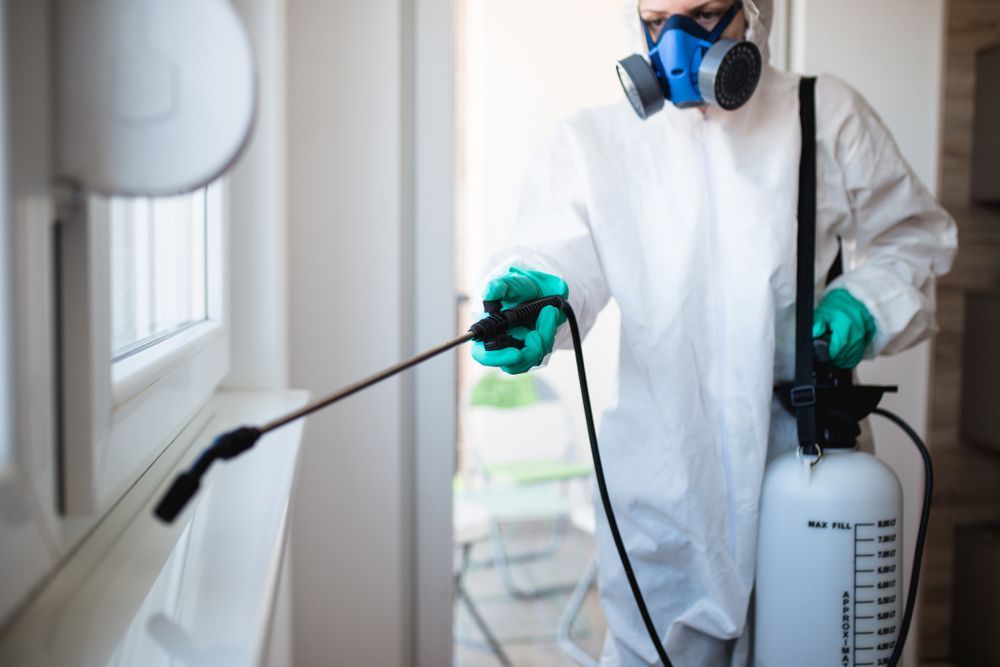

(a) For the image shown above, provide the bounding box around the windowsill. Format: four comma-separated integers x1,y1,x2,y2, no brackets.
111,320,224,408
0,388,309,665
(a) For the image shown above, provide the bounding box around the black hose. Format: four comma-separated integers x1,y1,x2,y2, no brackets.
873,407,933,667
561,303,673,666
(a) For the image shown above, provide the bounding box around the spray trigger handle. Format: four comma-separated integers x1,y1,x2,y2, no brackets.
483,335,525,351
468,296,567,350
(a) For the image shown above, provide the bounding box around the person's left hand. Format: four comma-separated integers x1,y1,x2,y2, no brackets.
812,288,877,369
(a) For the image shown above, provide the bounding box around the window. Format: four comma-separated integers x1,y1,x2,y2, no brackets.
59,182,229,514
110,191,208,359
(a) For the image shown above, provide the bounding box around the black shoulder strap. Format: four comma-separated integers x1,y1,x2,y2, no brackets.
793,76,818,455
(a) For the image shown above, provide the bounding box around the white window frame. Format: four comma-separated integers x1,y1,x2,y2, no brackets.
58,182,229,514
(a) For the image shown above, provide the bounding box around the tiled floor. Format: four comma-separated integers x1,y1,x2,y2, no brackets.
454,520,606,667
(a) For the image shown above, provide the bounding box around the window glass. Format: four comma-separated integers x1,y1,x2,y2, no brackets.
110,189,208,358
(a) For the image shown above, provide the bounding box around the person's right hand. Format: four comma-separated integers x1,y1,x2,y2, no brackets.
470,267,568,375
813,288,877,369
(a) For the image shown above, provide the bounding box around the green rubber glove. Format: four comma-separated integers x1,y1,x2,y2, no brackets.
471,267,568,375
812,288,877,369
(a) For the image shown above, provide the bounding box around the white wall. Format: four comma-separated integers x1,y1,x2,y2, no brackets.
226,3,293,664
0,0,9,476
286,0,409,663
285,1,454,665
410,0,457,663
227,0,289,391
790,2,946,665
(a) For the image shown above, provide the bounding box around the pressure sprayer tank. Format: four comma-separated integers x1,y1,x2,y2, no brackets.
755,446,903,667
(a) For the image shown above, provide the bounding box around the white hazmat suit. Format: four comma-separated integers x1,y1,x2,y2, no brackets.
484,0,957,664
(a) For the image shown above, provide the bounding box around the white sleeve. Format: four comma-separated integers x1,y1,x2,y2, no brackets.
818,75,958,358
481,120,612,350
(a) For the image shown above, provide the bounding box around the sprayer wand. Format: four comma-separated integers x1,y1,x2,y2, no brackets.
153,295,567,523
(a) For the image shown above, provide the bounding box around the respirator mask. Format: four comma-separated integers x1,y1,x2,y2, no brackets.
616,1,762,119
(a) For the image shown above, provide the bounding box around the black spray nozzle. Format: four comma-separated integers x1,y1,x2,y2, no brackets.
468,295,567,343
154,426,262,523
153,471,202,523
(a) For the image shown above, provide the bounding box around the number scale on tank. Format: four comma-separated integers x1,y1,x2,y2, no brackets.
852,518,901,664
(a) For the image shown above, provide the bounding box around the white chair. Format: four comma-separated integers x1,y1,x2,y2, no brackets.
454,499,511,666
462,371,592,598
557,505,599,667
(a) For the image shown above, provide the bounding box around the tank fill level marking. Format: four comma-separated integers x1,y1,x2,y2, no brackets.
853,521,899,666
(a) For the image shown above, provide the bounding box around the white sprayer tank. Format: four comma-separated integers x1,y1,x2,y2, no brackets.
755,447,903,667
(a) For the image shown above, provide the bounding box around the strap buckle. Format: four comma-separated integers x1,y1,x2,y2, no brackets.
789,384,817,408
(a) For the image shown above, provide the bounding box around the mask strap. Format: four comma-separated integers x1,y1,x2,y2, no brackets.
708,1,743,41
640,13,658,50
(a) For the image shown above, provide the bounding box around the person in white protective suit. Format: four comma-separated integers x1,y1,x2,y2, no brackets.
470,0,958,664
